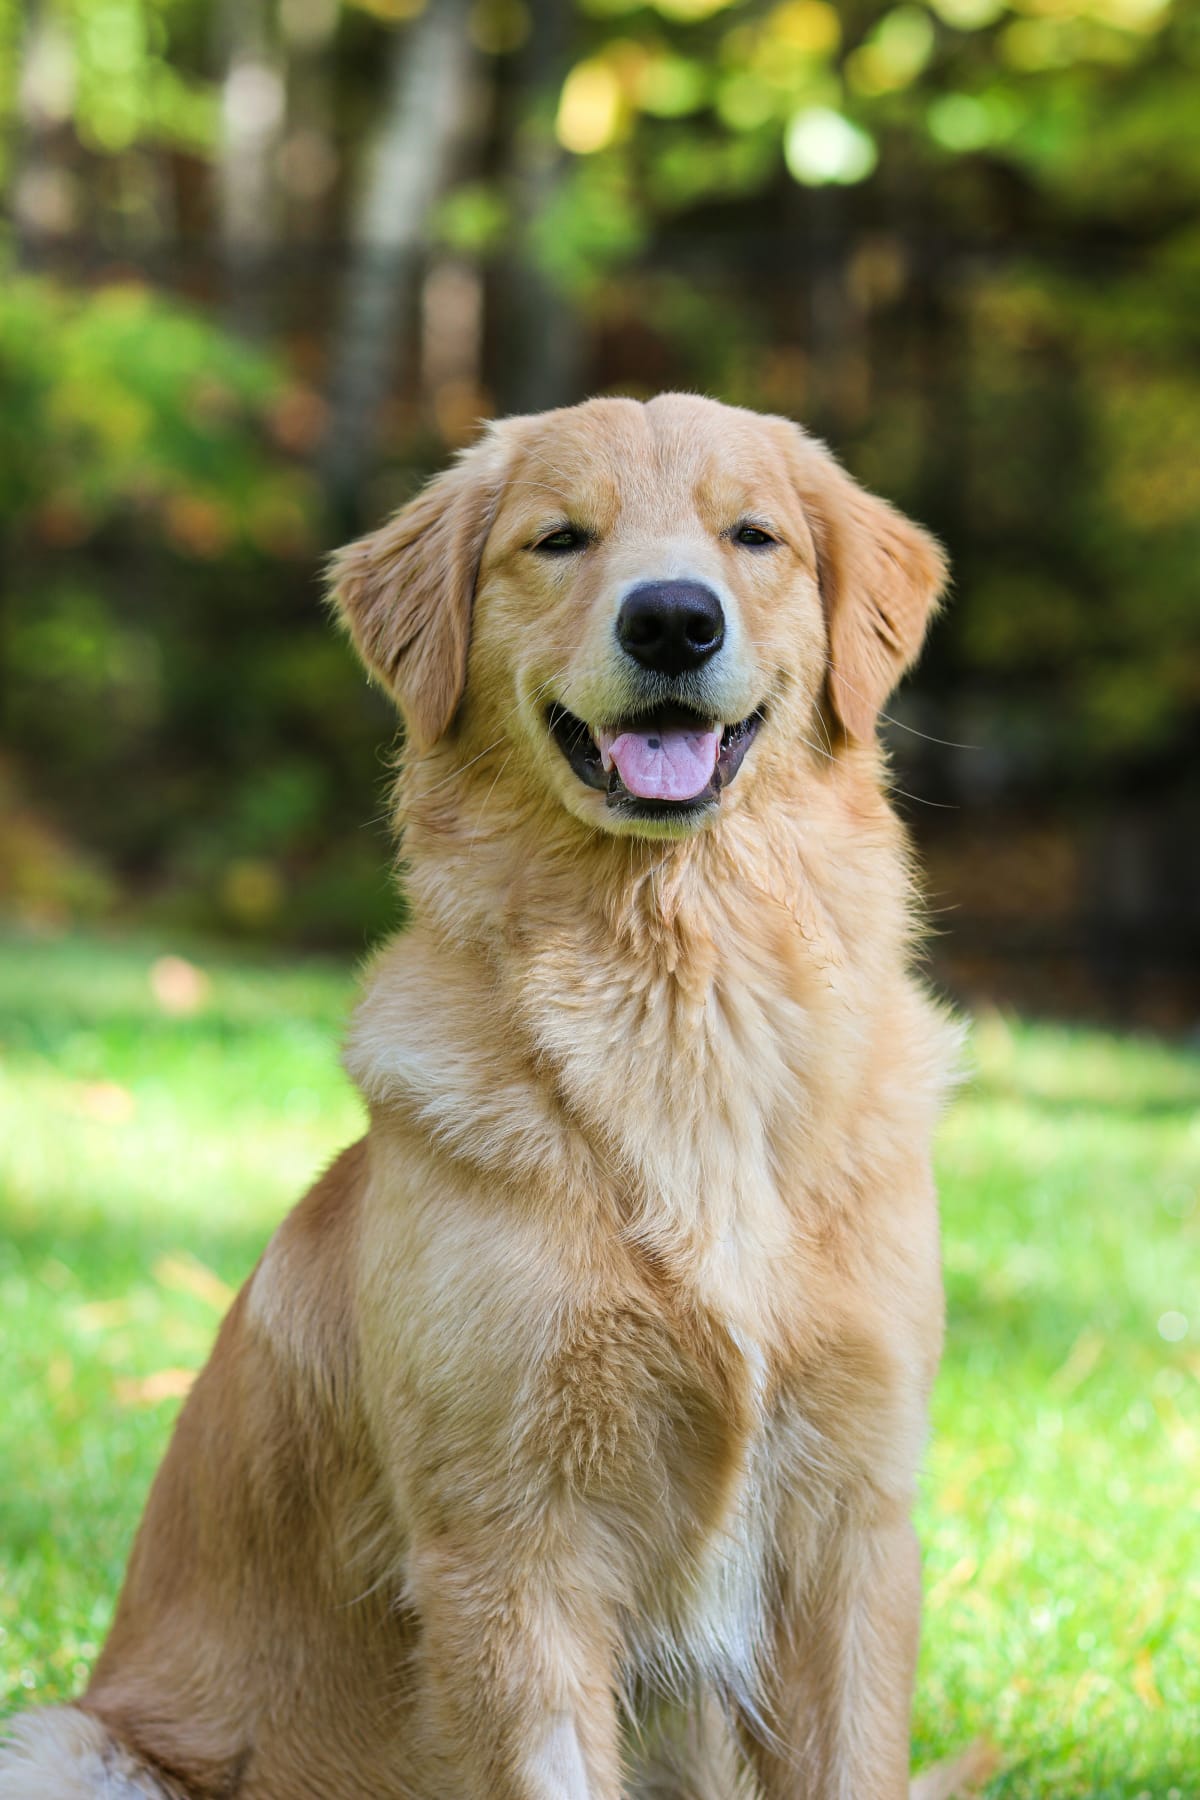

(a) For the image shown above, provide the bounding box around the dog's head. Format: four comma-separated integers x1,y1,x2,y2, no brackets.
330,395,946,840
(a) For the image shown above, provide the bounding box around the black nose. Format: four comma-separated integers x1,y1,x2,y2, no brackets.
616,581,726,677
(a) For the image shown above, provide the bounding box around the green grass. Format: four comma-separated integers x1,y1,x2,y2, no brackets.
2,928,1197,1796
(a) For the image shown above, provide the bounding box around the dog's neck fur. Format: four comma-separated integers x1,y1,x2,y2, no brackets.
347,738,951,1283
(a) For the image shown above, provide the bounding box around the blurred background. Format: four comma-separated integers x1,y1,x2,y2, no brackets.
2,0,1198,1021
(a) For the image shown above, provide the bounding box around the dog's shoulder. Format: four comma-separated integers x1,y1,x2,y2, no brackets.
241,1137,370,1411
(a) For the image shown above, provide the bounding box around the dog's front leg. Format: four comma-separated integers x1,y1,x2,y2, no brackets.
744,1503,921,1800
408,1531,622,1800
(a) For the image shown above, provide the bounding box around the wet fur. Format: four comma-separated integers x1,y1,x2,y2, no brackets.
1,397,974,1798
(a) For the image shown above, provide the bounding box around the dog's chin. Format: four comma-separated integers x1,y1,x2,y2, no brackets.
545,701,763,839
577,789,718,842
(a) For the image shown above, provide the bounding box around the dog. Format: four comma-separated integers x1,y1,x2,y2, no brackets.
1,394,969,1798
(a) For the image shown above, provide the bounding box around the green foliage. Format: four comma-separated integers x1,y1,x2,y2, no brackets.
1,929,1198,1795
954,246,1200,768
2,0,218,171
0,275,316,554
568,0,1181,276
530,155,649,290
0,274,402,945
433,180,513,255
550,0,1192,214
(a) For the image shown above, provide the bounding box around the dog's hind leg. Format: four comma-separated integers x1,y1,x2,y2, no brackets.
0,1707,186,1800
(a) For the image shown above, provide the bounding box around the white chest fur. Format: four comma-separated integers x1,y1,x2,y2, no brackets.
630,1420,776,1715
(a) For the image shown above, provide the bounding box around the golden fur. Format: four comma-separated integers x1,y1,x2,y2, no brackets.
1,395,976,1799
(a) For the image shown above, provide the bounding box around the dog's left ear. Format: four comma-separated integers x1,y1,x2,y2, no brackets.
328,430,506,751
783,428,948,743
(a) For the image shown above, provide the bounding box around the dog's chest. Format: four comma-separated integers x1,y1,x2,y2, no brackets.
614,1296,808,1714
537,1227,799,1694
549,1180,896,1711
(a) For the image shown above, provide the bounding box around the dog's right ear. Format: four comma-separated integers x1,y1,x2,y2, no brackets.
327,430,506,752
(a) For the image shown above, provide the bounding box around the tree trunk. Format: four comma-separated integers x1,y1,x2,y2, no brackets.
12,0,77,260
214,0,284,337
493,0,583,416
321,0,475,514
279,0,339,249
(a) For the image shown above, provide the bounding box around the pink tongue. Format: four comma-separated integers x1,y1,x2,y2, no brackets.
595,724,722,801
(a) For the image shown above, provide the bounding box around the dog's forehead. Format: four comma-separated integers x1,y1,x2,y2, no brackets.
503,398,788,528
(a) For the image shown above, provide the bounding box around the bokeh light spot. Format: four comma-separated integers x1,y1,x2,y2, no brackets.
784,107,877,185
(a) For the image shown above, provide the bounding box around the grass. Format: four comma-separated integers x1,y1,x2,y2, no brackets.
1,927,1197,1796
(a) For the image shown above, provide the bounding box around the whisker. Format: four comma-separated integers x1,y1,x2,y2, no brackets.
797,729,835,765
830,665,976,750
418,735,509,797
468,751,515,852
885,784,958,811
417,674,565,798
878,710,977,750
812,699,835,761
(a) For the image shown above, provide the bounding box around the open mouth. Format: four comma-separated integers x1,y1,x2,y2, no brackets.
547,701,763,817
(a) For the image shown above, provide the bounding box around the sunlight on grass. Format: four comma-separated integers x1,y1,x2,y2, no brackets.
916,1012,1200,1797
0,929,364,1708
1,930,1197,1795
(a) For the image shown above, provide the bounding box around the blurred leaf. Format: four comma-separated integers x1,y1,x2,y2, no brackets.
0,275,322,556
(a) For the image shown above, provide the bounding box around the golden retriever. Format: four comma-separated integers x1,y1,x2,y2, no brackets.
1,395,973,1799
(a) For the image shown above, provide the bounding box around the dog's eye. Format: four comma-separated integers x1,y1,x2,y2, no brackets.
533,527,587,554
733,524,777,549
